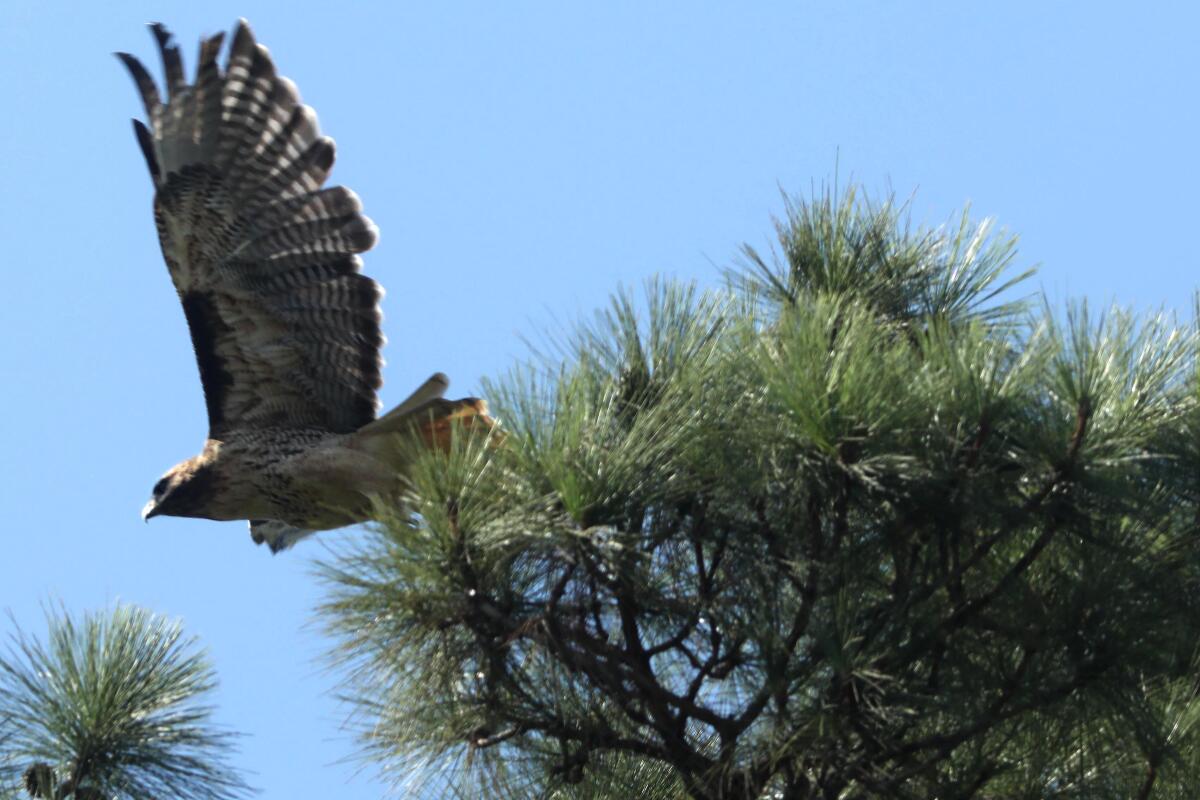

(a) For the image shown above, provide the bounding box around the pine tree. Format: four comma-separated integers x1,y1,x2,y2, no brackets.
317,186,1200,799
0,605,249,800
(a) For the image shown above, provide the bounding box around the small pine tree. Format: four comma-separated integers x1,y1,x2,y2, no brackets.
318,186,1200,799
0,605,249,800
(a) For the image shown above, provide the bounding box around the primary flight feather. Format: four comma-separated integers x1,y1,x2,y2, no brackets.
121,20,491,552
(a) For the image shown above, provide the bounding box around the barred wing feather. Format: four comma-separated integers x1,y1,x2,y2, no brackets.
119,20,383,437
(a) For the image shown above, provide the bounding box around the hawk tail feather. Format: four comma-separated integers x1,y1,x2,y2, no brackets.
354,389,496,460
378,373,450,420
412,398,496,452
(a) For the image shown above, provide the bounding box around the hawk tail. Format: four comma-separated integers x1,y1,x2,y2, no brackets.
353,377,496,460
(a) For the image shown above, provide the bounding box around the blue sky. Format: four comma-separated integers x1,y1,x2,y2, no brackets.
0,1,1196,797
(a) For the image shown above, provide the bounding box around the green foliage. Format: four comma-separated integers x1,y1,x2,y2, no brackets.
734,185,1032,328
319,186,1200,798
0,605,249,800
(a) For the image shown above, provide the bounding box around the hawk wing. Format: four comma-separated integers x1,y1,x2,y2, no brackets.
119,20,383,438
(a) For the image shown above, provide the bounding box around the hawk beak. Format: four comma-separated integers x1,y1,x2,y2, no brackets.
142,499,159,522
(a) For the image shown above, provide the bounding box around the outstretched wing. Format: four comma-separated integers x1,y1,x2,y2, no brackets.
119,20,383,438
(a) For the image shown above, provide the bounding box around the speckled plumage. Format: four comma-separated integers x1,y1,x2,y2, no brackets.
123,21,490,552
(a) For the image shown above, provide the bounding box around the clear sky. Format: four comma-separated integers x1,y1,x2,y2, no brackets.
0,1,1196,797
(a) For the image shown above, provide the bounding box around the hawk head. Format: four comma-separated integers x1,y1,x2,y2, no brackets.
142,457,217,521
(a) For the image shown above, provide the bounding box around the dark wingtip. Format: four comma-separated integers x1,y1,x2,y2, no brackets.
346,215,379,253
114,51,141,82
148,22,172,58
116,51,161,122
313,137,335,172
230,18,256,57
149,21,184,94
115,51,147,86
132,119,160,182
197,30,226,65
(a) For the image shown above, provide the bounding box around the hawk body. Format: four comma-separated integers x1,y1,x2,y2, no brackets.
150,431,391,527
124,21,490,551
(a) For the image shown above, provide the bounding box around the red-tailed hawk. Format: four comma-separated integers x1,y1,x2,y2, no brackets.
121,20,491,552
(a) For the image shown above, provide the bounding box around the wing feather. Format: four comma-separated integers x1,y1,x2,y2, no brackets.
150,23,186,98
192,33,226,159
114,52,160,119
130,119,160,182
120,20,383,437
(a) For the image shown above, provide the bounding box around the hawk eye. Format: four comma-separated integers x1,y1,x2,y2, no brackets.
153,477,169,497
